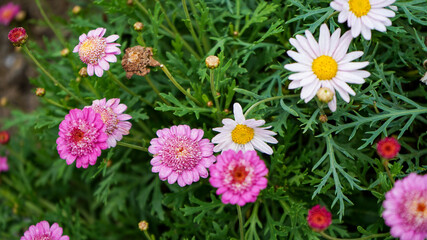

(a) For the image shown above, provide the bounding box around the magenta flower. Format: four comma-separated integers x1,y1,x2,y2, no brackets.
8,27,27,47
88,98,132,148
20,221,69,240
0,2,20,26
209,150,268,206
377,137,400,159
149,125,215,187
73,27,120,77
56,108,108,168
0,156,8,172
382,173,427,240
307,205,332,232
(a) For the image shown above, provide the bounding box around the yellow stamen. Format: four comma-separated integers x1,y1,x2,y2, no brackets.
349,0,371,18
231,124,255,145
312,55,338,80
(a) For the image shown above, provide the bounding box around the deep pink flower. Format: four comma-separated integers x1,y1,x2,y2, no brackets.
209,150,268,206
377,137,400,159
307,205,332,232
382,173,427,240
73,27,120,77
0,156,8,172
149,125,215,187
8,27,27,47
56,108,108,168
88,98,132,148
0,2,20,26
20,221,69,240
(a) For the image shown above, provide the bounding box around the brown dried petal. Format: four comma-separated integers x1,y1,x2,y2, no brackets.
121,46,160,79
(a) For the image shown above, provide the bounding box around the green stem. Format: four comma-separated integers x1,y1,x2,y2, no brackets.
319,231,390,240
182,0,204,56
83,77,100,99
22,45,87,105
382,159,395,184
235,0,241,33
35,0,67,48
143,230,153,240
244,94,299,117
117,142,148,152
210,69,221,114
108,72,153,107
237,205,244,240
160,64,202,106
188,0,210,52
43,97,72,110
145,75,169,105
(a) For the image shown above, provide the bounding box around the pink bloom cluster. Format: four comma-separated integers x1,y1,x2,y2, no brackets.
0,2,20,26
307,205,332,232
0,156,8,172
209,150,268,206
21,221,69,240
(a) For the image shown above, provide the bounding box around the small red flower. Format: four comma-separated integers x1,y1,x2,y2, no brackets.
377,137,400,159
307,205,332,232
0,131,9,144
8,27,27,47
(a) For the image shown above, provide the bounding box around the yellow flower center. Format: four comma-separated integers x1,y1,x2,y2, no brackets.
312,55,338,80
349,0,371,18
78,37,106,64
231,124,254,145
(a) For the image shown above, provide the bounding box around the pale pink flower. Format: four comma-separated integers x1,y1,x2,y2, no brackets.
73,27,120,77
0,156,8,172
209,150,268,206
149,125,215,187
382,173,427,240
307,205,332,232
88,98,132,148
56,108,108,168
0,2,20,26
20,220,69,240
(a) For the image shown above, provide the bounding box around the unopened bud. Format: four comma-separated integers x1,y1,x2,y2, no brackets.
319,114,328,123
205,55,220,69
35,88,46,97
0,97,7,107
233,31,238,37
223,108,230,114
106,159,112,167
60,48,70,57
79,67,88,77
316,87,334,103
207,101,213,107
138,221,148,231
8,27,28,47
133,22,144,31
15,11,26,22
0,131,10,144
72,5,81,15
75,77,81,83
127,0,133,5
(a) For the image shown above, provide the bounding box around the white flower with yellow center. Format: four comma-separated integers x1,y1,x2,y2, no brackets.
284,23,370,112
212,103,278,155
330,0,397,40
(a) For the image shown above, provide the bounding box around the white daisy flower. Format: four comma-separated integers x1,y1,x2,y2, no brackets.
330,0,397,40
284,24,370,112
212,103,278,155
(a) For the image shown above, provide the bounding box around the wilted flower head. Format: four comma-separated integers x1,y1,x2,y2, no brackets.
382,173,427,240
0,131,10,144
8,27,28,47
307,205,332,232
56,108,108,168
0,2,20,26
284,24,370,112
149,125,215,187
73,27,121,77
121,46,160,79
20,220,69,240
88,98,132,148
377,137,400,159
209,150,268,206
0,156,8,172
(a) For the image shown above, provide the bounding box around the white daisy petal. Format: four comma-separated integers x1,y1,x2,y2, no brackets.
295,35,317,59
351,18,362,38
333,79,356,96
332,31,353,62
288,71,313,81
285,63,309,72
287,50,312,65
361,16,375,29
288,80,302,89
361,24,372,40
336,71,365,84
328,96,337,112
331,80,350,102
300,74,317,87
233,103,245,123
371,0,395,8
328,28,342,56
301,80,320,102
338,51,364,64
304,30,321,56
338,62,369,71
330,1,342,11
319,24,331,55
251,137,273,155
338,11,349,23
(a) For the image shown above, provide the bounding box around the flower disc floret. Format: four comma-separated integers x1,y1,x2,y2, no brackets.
307,205,332,232
382,173,427,240
149,125,215,187
20,221,69,240
56,108,108,168
377,137,400,159
209,150,268,206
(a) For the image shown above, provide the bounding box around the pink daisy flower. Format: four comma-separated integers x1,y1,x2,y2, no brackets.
73,27,120,77
56,108,108,168
0,156,8,172
0,2,20,26
307,205,332,232
20,220,69,240
377,136,400,159
209,150,268,206
382,173,427,240
87,98,132,148
8,27,28,47
149,125,215,187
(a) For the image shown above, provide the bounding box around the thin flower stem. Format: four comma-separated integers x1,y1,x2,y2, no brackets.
43,97,72,110
143,230,153,240
319,231,390,240
145,75,170,105
188,0,210,52
107,72,153,107
160,64,202,106
22,45,87,105
236,205,244,240
35,0,67,48
182,0,204,56
244,94,299,118
117,142,148,152
83,77,100,99
235,0,241,33
210,69,221,114
382,159,395,184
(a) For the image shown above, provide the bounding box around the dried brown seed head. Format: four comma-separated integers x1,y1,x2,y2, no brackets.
121,46,160,79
